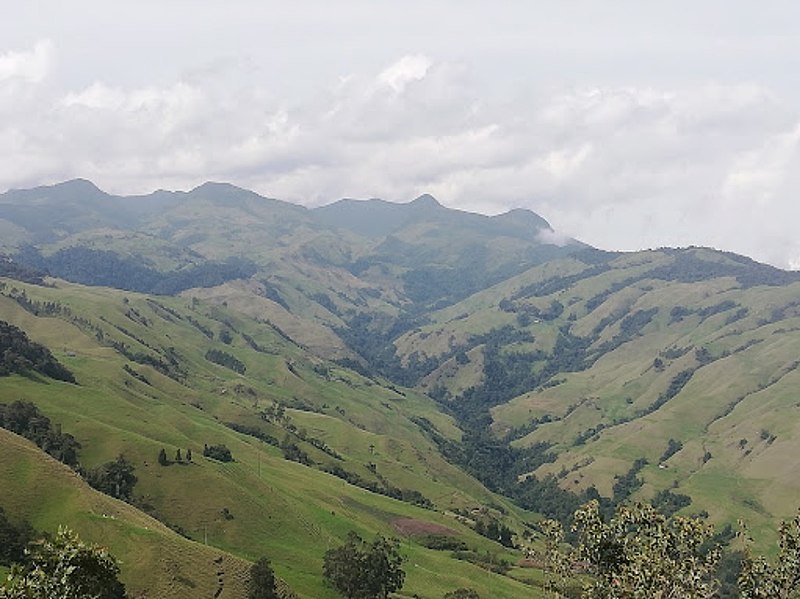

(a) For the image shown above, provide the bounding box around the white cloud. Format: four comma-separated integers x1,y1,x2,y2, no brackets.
723,122,800,206
378,54,432,93
0,39,53,83
1,40,800,269
537,144,592,180
536,228,573,247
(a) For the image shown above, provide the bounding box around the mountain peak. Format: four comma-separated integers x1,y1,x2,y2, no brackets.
190,181,246,194
493,207,552,231
410,194,442,208
188,181,268,205
51,178,106,195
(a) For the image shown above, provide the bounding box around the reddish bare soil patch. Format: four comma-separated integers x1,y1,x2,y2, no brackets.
391,518,457,537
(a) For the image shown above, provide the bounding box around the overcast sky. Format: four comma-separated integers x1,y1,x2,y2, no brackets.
2,1,800,268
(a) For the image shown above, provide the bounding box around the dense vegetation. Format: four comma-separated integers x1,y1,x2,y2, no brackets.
84,455,138,502
14,247,257,295
0,528,126,599
323,532,405,599
202,443,234,462
0,257,46,285
0,506,36,567
0,400,81,466
205,348,246,374
248,557,279,599
544,501,800,599
0,321,75,382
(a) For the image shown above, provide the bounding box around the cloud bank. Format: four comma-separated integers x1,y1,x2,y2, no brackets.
1,41,800,269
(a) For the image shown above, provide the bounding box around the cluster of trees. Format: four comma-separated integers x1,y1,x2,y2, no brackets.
15,246,257,295
0,321,75,382
417,534,468,551
591,307,658,357
0,256,46,284
543,500,800,599
323,532,405,599
0,527,126,599
473,517,514,548
84,455,138,502
205,348,246,374
203,443,234,462
0,400,138,504
322,464,433,510
402,262,496,307
0,507,36,567
158,447,192,465
248,557,279,599
499,298,564,323
2,289,66,318
0,400,82,467
648,248,800,288
280,435,313,465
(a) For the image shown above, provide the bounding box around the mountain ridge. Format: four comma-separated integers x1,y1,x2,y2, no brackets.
3,178,800,596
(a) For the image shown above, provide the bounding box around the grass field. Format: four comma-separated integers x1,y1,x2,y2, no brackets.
388,250,800,553
0,278,544,598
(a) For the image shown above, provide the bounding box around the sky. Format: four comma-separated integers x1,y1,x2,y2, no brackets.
2,1,800,268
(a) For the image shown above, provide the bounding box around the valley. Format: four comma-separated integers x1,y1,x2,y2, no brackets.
2,180,800,596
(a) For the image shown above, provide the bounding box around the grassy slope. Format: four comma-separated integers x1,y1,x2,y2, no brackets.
0,428,252,599
391,250,800,550
0,279,542,598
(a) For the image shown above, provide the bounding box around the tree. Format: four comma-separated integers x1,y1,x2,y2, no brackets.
248,557,279,599
203,443,234,462
738,509,800,598
543,500,721,599
158,448,168,466
362,535,405,599
541,518,571,599
323,532,405,599
0,507,35,566
323,532,364,599
0,400,81,467
85,455,137,502
0,527,126,599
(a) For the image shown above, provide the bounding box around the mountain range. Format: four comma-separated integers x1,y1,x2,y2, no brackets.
2,179,800,598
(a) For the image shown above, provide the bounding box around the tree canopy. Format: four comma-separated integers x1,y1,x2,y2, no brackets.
323,532,405,599
0,507,35,566
543,501,800,598
248,556,279,599
0,527,126,599
738,509,800,599
544,500,720,599
84,455,138,502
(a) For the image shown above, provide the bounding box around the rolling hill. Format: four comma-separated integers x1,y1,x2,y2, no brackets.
2,179,800,594
0,278,540,598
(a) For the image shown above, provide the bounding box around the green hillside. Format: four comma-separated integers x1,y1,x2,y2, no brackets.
393,247,800,549
3,179,800,593
0,278,541,598
0,427,253,599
